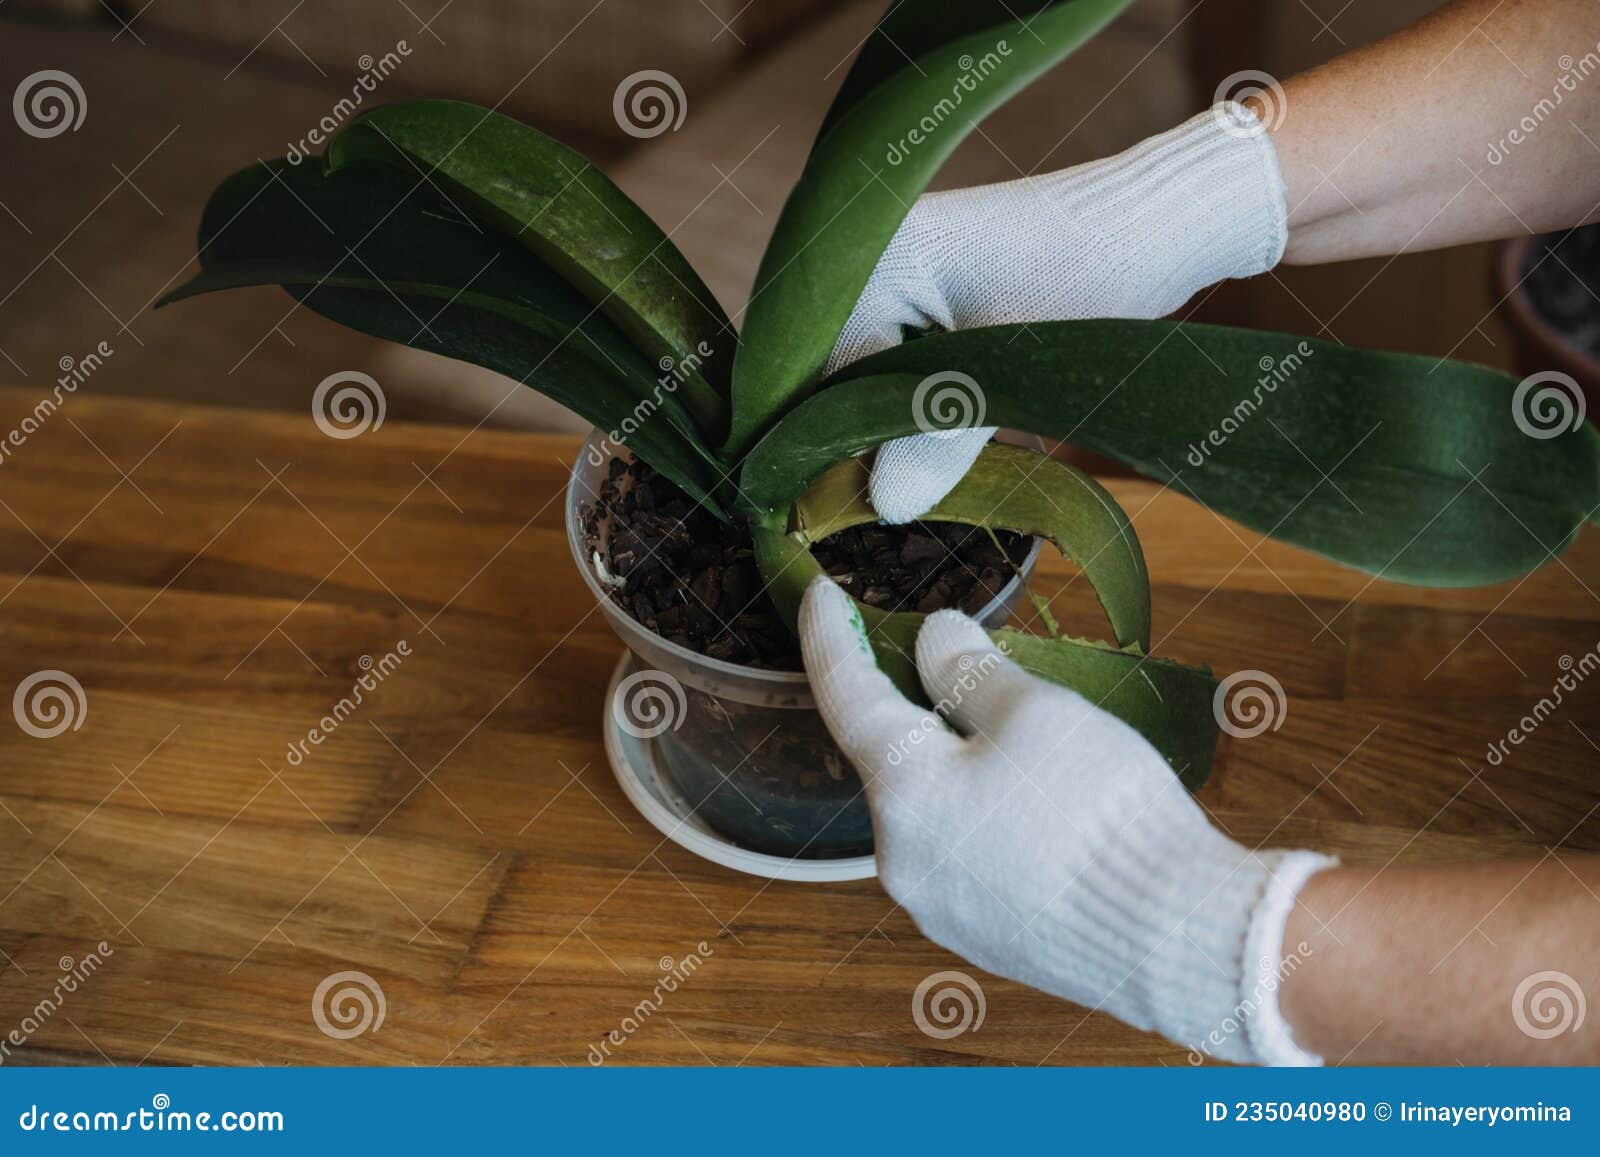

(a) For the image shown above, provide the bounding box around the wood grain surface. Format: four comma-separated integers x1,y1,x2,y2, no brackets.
0,386,1595,1067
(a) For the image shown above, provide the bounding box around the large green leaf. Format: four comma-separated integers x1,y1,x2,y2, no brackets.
738,321,1600,587
724,0,1133,456
291,285,726,512
985,628,1218,789
819,1,1070,139
164,158,718,415
752,524,1216,787
159,159,725,508
790,444,1150,650
325,100,733,436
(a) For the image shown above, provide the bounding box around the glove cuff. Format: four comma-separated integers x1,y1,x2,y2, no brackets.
1240,849,1338,1066
1003,760,1334,1067
908,100,1289,327
1115,834,1333,1066
1143,842,1335,1066
1111,100,1289,311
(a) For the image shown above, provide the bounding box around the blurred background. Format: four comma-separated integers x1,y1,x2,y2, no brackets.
0,0,1514,432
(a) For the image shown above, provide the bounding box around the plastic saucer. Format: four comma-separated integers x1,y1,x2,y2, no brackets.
602,652,877,883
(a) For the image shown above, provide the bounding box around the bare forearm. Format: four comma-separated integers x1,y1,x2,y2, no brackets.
1253,0,1600,264
1279,857,1600,1064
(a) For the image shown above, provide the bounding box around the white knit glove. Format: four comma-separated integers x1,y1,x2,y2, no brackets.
827,102,1288,523
799,577,1334,1064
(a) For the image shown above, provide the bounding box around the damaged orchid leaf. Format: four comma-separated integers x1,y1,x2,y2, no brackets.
790,443,1150,651
752,521,1217,787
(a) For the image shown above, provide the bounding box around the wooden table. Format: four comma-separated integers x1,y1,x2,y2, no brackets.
0,386,1595,1067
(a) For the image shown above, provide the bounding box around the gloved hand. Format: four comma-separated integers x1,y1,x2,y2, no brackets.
826,102,1288,523
799,576,1334,1064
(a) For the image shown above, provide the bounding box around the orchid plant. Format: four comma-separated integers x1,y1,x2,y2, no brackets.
163,0,1600,786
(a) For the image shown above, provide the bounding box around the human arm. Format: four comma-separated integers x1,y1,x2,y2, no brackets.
843,0,1600,522
799,576,1600,1065
1280,857,1600,1063
1267,0,1600,264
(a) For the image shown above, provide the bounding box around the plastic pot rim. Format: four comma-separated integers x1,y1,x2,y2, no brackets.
565,428,1045,691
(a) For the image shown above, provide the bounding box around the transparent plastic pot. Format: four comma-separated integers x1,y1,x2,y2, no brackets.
567,429,1041,860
